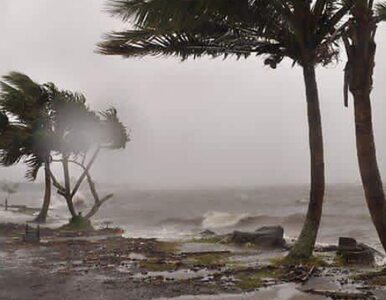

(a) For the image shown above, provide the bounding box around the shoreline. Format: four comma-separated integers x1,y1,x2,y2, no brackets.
2,223,386,299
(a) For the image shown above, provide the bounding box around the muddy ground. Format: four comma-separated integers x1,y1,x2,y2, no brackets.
1,223,386,300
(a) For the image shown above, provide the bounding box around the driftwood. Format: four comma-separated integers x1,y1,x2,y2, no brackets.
303,289,375,300
284,265,316,283
300,265,315,283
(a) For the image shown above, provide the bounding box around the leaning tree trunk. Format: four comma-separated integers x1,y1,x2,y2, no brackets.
288,64,325,259
62,156,77,218
353,91,386,251
346,12,386,252
34,161,51,223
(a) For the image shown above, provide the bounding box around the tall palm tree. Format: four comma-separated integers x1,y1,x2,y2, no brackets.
342,0,386,252
0,72,52,223
98,0,353,259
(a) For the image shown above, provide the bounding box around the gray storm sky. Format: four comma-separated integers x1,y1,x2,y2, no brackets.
1,0,386,188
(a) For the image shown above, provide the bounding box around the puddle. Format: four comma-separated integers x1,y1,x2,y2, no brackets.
133,268,223,281
153,283,325,300
129,252,147,260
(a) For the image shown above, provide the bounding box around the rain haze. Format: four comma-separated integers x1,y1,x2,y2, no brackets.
1,0,386,188
4,2,386,299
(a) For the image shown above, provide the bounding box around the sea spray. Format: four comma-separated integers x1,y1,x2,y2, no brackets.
202,211,250,229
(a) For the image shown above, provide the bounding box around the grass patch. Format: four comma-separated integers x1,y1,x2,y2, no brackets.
156,241,180,254
225,260,247,270
140,259,177,272
188,254,227,267
185,252,230,268
332,255,348,267
366,276,386,286
235,267,283,290
235,273,264,290
352,269,386,286
60,216,94,232
271,255,328,267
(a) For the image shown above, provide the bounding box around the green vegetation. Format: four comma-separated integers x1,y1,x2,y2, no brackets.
60,216,94,232
140,259,178,272
352,269,386,286
156,241,180,254
185,252,230,268
235,273,264,290
332,255,348,268
0,72,53,223
234,267,284,290
0,72,130,224
271,255,328,268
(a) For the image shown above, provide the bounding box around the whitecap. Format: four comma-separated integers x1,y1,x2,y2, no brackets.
202,211,250,229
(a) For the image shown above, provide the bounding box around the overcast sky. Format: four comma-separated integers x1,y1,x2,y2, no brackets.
1,0,386,188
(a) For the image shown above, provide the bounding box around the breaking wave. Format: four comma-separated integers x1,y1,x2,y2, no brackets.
159,211,307,229
202,211,251,228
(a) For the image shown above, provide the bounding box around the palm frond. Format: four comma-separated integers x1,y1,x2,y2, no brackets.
376,1,386,21
106,0,266,26
0,72,51,180
0,112,9,132
100,0,349,67
0,72,50,124
99,107,129,149
24,155,44,181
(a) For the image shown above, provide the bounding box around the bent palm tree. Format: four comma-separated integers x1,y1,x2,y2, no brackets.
342,0,386,252
0,72,52,223
99,0,353,259
46,84,129,220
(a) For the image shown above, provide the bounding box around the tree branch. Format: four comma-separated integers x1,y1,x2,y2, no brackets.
66,158,101,204
48,167,66,193
70,147,100,199
85,194,114,219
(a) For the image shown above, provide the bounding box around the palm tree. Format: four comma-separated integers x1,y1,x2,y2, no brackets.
46,84,129,221
98,0,353,259
0,73,130,223
342,0,386,252
0,72,52,223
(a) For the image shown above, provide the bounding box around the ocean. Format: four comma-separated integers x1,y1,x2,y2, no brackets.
0,183,381,251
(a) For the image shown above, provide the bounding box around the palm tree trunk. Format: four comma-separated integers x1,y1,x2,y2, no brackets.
34,161,51,223
343,6,386,253
288,64,325,259
62,155,77,218
353,91,386,251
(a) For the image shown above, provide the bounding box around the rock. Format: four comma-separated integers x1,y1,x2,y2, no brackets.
200,229,216,236
337,237,375,266
255,226,284,236
339,237,357,250
231,226,285,248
